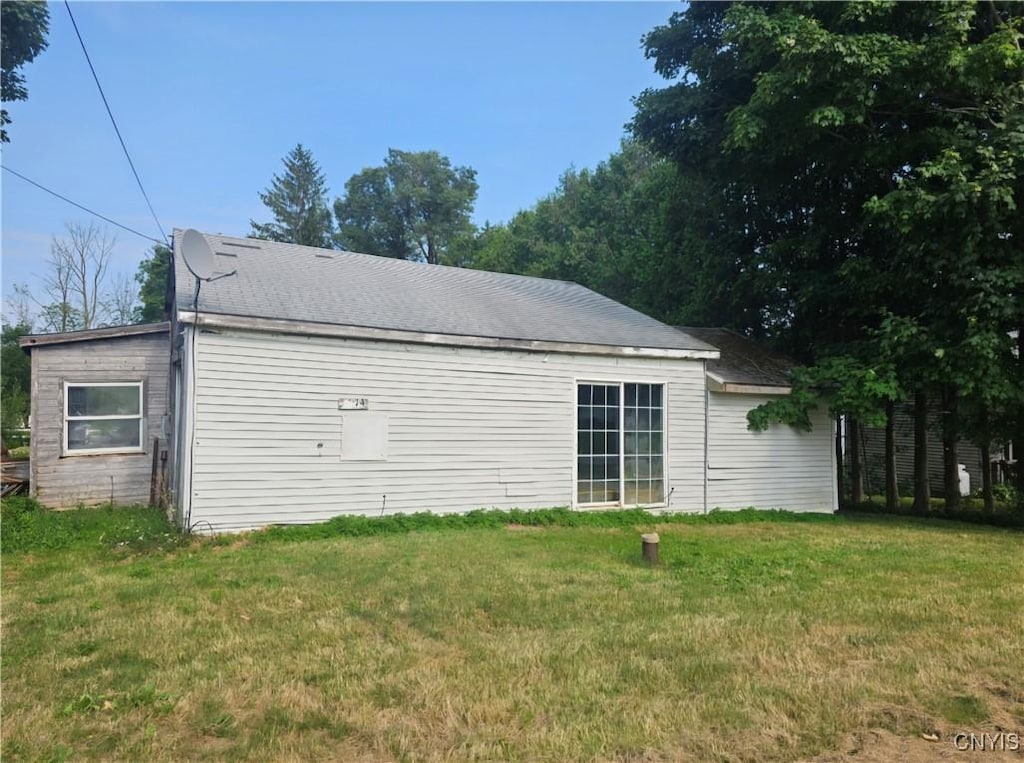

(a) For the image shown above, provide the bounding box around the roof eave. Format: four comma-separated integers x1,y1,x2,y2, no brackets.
706,372,792,395
19,322,171,350
178,310,720,360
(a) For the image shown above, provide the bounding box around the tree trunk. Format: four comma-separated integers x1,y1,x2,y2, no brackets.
885,400,899,511
981,441,993,513
1017,327,1024,502
835,415,845,509
942,385,961,512
849,418,864,505
913,390,931,512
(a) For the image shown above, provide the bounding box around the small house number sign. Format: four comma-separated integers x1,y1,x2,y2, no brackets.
338,398,369,410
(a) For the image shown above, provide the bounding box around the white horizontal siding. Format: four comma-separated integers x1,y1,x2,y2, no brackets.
187,330,708,531
707,393,835,513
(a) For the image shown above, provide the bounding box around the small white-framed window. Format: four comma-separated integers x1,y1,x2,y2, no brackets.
63,381,144,455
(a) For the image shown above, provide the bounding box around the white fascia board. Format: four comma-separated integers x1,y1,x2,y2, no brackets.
706,370,792,395
177,311,721,361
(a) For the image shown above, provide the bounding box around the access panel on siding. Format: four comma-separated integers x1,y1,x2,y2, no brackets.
340,413,388,461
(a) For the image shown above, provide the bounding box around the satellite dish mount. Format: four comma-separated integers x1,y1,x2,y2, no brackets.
180,229,235,282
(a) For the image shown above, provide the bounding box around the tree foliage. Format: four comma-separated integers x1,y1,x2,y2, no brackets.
1,322,32,433
631,2,1024,494
250,144,335,248
334,149,478,265
134,244,171,324
457,141,753,329
0,0,49,142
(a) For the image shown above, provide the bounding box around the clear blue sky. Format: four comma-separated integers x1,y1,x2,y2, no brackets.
1,1,677,313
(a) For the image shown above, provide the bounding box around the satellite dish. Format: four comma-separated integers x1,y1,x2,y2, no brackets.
180,228,217,280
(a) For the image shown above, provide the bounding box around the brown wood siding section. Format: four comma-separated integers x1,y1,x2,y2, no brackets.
861,402,984,498
28,332,171,508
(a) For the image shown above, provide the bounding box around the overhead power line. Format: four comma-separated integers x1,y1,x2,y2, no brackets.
64,0,168,243
2,165,166,245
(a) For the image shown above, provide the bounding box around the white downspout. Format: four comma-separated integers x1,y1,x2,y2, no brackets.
703,359,709,515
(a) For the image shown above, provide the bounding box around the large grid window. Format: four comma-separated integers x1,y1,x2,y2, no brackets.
576,384,620,504
624,383,665,505
576,381,665,507
64,382,144,455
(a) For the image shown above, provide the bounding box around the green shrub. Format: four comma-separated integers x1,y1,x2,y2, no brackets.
0,497,181,554
252,506,841,545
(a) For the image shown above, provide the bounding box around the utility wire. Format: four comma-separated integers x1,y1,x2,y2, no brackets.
64,0,168,243
1,165,166,245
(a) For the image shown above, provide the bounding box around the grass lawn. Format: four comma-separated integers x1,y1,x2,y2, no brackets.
2,506,1022,762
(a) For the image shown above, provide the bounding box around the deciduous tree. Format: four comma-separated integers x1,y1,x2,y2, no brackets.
334,149,477,265
1,0,49,142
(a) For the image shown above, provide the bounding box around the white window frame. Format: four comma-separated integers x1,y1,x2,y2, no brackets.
63,380,145,456
573,379,669,509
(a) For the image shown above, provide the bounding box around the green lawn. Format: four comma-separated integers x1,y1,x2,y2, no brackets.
2,504,1022,762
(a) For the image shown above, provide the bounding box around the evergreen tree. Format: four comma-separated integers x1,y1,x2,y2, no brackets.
250,144,335,248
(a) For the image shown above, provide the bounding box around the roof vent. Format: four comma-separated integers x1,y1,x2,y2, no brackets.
315,253,334,260
221,241,262,250
215,251,239,258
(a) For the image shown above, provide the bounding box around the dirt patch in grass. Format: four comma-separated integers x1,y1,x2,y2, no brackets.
505,523,544,532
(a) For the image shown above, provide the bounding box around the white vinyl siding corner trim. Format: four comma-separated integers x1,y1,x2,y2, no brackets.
62,380,145,457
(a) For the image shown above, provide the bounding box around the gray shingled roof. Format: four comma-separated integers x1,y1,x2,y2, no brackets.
174,231,716,352
676,327,794,387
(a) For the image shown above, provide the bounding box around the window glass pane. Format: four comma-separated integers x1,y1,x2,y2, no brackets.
605,482,620,502
650,408,663,431
68,385,140,417
624,456,638,479
639,385,650,406
592,458,606,480
651,385,662,407
651,431,662,455
606,406,619,429
68,419,140,450
606,432,619,455
577,406,592,431
624,408,637,430
578,482,592,504
577,457,591,480
638,409,650,430
578,432,591,455
650,456,663,479
624,481,638,505
607,386,619,406
637,432,651,454
591,407,608,430
626,384,637,406
593,386,606,406
638,457,651,479
605,456,619,479
577,386,590,405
